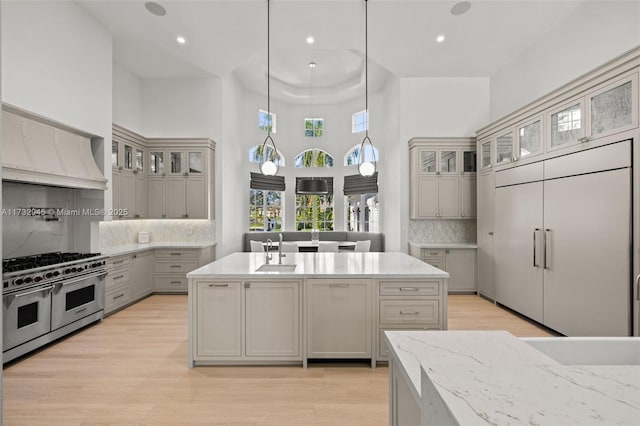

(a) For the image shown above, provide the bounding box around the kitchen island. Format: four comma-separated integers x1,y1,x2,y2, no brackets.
187,252,449,368
385,330,640,425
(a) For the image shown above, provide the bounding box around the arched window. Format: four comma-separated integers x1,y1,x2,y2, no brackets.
294,149,334,168
344,144,379,166
248,144,285,166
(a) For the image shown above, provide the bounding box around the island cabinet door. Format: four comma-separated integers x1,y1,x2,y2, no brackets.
195,281,242,357
306,279,372,358
245,282,301,358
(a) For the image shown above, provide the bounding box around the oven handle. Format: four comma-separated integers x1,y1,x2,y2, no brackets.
4,285,54,306
52,271,107,293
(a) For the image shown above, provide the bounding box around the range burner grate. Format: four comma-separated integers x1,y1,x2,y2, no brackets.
2,252,102,273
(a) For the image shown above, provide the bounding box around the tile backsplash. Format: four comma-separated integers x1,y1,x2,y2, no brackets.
409,219,477,243
99,219,215,248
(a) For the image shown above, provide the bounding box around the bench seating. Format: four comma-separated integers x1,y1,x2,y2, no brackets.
243,231,384,252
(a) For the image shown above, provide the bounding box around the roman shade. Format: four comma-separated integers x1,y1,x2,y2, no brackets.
296,177,333,194
343,172,378,195
250,172,285,191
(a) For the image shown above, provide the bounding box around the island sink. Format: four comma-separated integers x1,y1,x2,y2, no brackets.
255,264,297,272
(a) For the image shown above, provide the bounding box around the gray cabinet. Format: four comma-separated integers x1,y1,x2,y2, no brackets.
195,281,243,358
307,279,372,358
477,169,495,299
409,138,477,219
130,250,153,301
418,248,476,293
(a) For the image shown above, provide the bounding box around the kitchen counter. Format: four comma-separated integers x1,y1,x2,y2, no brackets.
385,330,640,425
409,242,477,249
187,252,449,367
102,241,217,257
187,252,449,279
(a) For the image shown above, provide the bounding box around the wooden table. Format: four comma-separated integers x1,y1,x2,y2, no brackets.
262,241,356,251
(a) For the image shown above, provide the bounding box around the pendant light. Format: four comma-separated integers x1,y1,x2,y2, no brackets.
358,0,377,177
259,0,279,176
297,177,328,194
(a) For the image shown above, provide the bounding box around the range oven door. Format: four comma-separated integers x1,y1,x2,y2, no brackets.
51,271,106,330
3,285,53,351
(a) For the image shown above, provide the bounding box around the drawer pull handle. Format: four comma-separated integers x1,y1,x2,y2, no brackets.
112,260,124,265
210,284,229,287
170,281,182,285
429,252,439,256
170,265,182,269
170,253,182,256
75,307,87,314
113,275,124,280
329,284,349,288
113,293,125,300
400,311,420,315
399,287,420,291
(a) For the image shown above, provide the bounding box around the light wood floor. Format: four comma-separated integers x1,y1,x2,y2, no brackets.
3,294,552,425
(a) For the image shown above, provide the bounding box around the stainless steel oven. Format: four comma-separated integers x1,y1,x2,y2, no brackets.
3,285,53,351
51,271,105,330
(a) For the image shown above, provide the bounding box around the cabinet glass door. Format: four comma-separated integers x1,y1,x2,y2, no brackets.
150,152,164,175
112,142,119,168
135,148,144,173
518,119,542,159
189,152,203,174
440,151,457,174
481,141,491,169
462,150,476,173
550,103,582,149
590,79,634,137
124,145,133,170
419,150,437,173
170,152,183,174
496,132,514,164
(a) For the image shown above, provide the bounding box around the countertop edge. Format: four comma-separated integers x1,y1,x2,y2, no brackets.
409,242,478,249
102,242,217,257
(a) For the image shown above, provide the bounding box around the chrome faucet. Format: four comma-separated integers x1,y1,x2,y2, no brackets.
278,233,286,264
265,239,273,264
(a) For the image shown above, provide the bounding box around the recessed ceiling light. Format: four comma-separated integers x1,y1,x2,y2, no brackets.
309,61,317,68
451,1,472,16
145,1,166,17
176,36,187,45
306,36,315,45
436,34,446,43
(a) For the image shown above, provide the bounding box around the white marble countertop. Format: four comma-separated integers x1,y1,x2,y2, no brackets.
409,242,477,249
187,252,449,279
385,330,640,425
102,241,216,257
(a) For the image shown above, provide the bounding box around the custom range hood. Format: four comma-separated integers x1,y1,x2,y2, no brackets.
2,106,107,190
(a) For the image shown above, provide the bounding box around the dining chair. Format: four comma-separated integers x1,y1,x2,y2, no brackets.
250,240,265,252
354,240,371,252
280,242,299,252
317,241,339,252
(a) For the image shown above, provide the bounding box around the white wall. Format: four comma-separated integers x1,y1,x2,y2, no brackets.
113,62,143,134
490,1,640,122
1,1,112,138
219,74,246,256
141,78,222,140
381,75,402,252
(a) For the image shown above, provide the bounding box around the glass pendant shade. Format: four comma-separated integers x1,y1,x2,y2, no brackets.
359,161,375,177
260,160,277,176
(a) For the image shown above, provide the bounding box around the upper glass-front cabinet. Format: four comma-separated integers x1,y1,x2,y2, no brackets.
548,100,584,151
419,150,437,173
170,151,183,175
189,152,204,174
440,150,457,174
518,117,543,159
495,131,514,164
462,149,476,173
480,140,492,170
124,145,133,170
588,74,638,139
112,141,119,169
149,151,165,175
135,148,144,173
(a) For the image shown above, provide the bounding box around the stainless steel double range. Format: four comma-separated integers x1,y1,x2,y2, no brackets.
2,252,107,363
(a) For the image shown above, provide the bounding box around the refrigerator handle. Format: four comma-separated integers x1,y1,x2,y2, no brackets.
533,229,540,267
636,274,640,301
544,229,551,270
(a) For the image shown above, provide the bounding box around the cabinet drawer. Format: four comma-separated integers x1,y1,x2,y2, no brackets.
421,249,444,259
107,255,131,269
155,250,198,259
379,281,440,297
379,300,439,325
155,275,188,291
424,259,445,271
106,268,130,290
155,259,198,274
105,285,130,313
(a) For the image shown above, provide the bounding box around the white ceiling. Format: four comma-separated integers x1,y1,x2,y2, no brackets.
77,0,586,104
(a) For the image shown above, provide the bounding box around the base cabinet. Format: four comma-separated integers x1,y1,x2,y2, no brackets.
412,248,477,293
131,250,153,300
154,247,215,293
307,279,372,358
193,280,302,363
